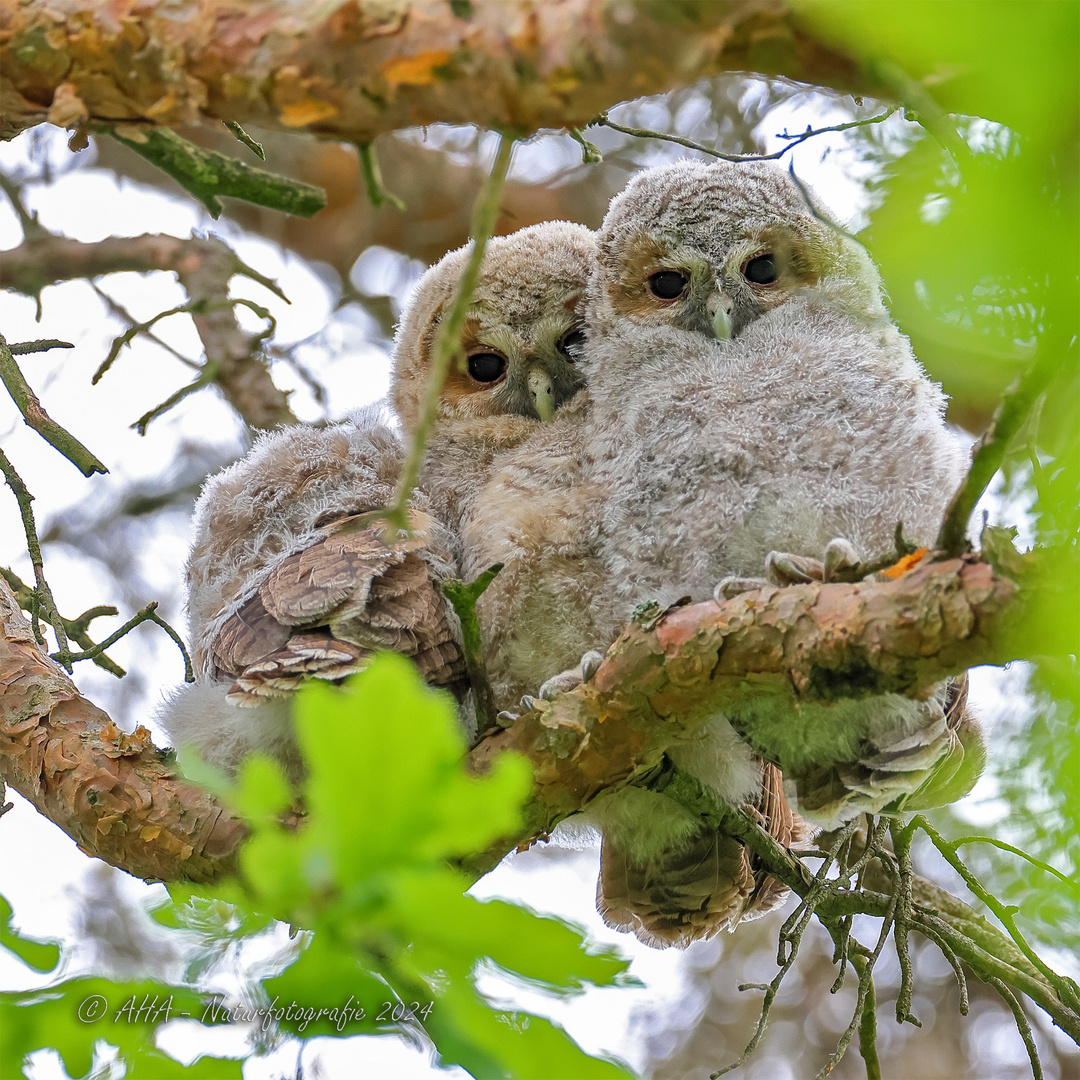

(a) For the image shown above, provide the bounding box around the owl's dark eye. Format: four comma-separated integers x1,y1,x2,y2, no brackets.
466,351,508,385
647,270,689,300
743,253,779,285
558,327,586,362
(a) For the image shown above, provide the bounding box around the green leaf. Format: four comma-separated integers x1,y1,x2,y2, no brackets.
0,895,60,974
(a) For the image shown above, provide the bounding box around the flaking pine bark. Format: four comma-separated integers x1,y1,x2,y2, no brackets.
0,1,860,143
0,554,1021,884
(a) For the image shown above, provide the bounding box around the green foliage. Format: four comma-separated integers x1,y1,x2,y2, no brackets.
3,656,630,1078
204,654,630,1078
797,0,1080,955
0,903,241,1080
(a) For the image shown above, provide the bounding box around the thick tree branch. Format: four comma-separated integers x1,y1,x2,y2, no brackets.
0,579,245,882
0,1,859,143
464,554,1022,874
1,554,1023,887
0,232,296,429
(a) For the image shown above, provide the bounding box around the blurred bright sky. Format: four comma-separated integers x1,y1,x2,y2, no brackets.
0,110,1061,1079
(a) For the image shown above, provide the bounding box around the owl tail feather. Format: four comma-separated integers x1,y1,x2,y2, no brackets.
597,826,755,949
596,764,811,949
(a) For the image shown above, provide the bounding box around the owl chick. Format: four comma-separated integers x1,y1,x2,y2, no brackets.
159,222,596,776
465,160,982,946
580,158,982,824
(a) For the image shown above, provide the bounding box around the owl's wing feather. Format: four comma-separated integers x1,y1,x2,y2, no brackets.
597,826,756,949
792,676,983,824
741,761,813,920
259,511,432,625
230,631,369,701
210,510,465,703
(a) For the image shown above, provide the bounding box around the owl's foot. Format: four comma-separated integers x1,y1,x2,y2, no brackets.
765,537,860,585
713,576,770,600
537,650,605,701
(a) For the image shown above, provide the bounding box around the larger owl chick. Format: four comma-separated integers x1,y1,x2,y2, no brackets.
580,159,982,823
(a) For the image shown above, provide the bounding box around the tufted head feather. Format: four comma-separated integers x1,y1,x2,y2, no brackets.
391,221,596,433
588,159,885,345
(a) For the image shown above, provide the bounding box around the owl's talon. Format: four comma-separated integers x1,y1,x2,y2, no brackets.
765,551,825,586
714,576,770,602
580,650,604,683
496,710,519,727
519,694,541,713
823,538,860,581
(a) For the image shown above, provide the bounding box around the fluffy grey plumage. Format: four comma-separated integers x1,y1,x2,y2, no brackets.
581,160,978,826
466,159,982,946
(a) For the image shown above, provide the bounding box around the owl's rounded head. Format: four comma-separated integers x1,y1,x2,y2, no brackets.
590,160,884,340
391,221,595,433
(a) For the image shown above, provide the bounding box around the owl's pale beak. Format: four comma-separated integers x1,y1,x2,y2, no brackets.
707,291,734,340
527,366,556,421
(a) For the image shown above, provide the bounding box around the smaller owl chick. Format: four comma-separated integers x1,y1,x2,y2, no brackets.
159,222,597,776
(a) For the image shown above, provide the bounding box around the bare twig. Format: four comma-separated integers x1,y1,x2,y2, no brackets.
52,600,192,682
131,365,218,436
94,302,203,384
0,170,50,240
223,121,265,160
937,348,1067,556
0,332,108,477
384,134,514,533
357,142,406,211
7,339,73,355
0,446,71,666
856,961,882,1080
0,568,124,677
952,836,1079,890
987,977,1045,1080
891,819,922,1027
593,106,899,164
815,913,896,1080
568,127,602,163
90,282,200,371
912,816,1080,1012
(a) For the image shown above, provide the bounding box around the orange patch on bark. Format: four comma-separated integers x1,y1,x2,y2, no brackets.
881,547,929,579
